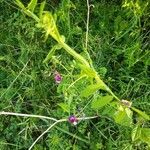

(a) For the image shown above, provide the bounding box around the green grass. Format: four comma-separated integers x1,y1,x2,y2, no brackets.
0,0,150,149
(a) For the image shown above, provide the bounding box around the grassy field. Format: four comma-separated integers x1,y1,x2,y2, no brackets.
0,0,150,149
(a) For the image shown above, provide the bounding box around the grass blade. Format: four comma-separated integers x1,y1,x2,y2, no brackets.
15,0,26,10
131,107,150,120
27,0,37,12
39,1,46,19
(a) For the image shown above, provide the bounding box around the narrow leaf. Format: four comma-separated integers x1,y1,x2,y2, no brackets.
91,95,113,109
81,83,105,97
140,128,150,144
58,103,70,113
27,0,37,12
131,125,141,141
15,0,39,22
43,44,62,63
15,0,26,10
39,1,46,19
131,107,150,120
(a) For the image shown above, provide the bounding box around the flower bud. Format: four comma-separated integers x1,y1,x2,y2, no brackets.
68,115,78,125
121,99,132,108
54,71,62,83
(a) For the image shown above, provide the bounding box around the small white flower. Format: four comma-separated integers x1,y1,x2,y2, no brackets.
73,121,78,126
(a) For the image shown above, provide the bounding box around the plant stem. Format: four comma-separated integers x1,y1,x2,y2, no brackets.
77,116,98,120
59,41,90,67
85,0,90,50
66,74,87,91
29,119,67,150
84,0,94,67
25,10,40,22
0,111,57,121
95,74,120,101
28,116,98,149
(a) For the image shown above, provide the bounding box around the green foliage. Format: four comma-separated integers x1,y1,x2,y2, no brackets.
27,0,37,13
114,105,133,127
15,0,26,10
0,0,149,149
132,126,150,145
131,107,150,120
91,95,113,109
58,103,70,113
39,1,46,19
78,63,96,78
140,128,150,144
43,44,62,63
80,83,105,98
132,125,141,142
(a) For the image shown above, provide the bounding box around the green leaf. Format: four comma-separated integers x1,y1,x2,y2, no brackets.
132,125,141,141
15,0,39,22
140,128,150,144
131,107,150,120
27,0,37,12
43,44,62,63
81,83,106,98
42,12,60,41
15,0,26,10
58,103,70,113
78,64,96,77
39,1,46,19
91,95,113,109
114,106,133,127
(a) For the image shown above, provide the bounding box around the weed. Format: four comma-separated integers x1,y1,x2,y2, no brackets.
0,0,149,149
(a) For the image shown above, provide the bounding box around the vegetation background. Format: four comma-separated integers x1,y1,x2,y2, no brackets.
0,0,149,149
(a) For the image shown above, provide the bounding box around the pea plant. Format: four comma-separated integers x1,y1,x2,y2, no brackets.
1,0,149,149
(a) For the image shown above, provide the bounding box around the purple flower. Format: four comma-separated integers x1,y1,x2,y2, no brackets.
54,71,62,83
68,115,78,125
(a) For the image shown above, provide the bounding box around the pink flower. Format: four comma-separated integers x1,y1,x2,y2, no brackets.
54,71,62,84
68,115,78,125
